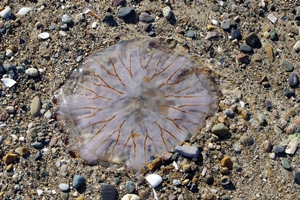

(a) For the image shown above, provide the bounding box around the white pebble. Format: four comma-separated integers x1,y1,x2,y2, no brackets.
59,31,67,37
211,19,218,25
269,152,275,159
42,148,49,155
0,135,2,143
285,138,298,155
25,68,39,77
121,194,140,200
37,189,43,196
5,49,13,58
19,136,25,142
267,14,277,23
38,32,50,40
17,7,32,16
1,78,17,87
162,6,172,19
0,6,12,19
91,21,97,29
146,174,162,188
293,41,300,51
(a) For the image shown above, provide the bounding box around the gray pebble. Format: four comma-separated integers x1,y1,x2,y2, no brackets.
125,180,135,193
269,28,278,41
76,56,83,62
240,135,254,146
73,175,85,188
240,44,253,53
25,68,39,77
285,88,295,98
220,19,231,30
139,12,154,23
211,123,228,137
257,112,267,125
49,23,57,31
281,158,291,170
175,145,199,157
101,185,118,200
61,14,73,25
288,73,299,88
281,60,294,72
162,6,173,19
118,7,136,22
30,96,41,117
173,179,181,186
32,142,43,149
272,145,285,154
204,174,214,185
16,66,24,73
231,29,241,40
187,30,195,38
59,183,70,192
102,14,118,26
294,172,300,184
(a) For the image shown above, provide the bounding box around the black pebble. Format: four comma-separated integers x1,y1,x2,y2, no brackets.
288,73,299,88
246,34,261,48
285,88,295,98
101,185,118,200
231,29,241,40
295,172,300,184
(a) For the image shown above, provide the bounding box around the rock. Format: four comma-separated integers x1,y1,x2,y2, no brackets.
221,176,230,185
59,183,70,192
1,78,17,87
240,135,254,146
125,181,135,193
288,73,299,88
245,33,260,48
272,145,285,154
61,14,73,25
113,0,126,7
264,43,274,60
261,140,271,152
17,7,32,16
162,6,173,19
173,179,181,186
102,14,117,26
122,194,140,200
281,158,291,170
187,30,195,38
269,28,278,41
267,13,277,23
285,138,298,155
25,68,39,77
281,60,294,72
182,164,191,173
161,151,172,161
118,7,136,23
100,185,118,200
205,31,218,40
220,19,231,30
220,167,230,175
30,96,41,117
211,123,228,137
236,53,250,64
147,157,162,170
139,12,154,23
231,29,241,40
38,32,50,40
72,175,85,188
204,174,214,185
175,145,199,157
146,174,162,187
0,7,12,19
5,106,14,114
240,44,253,53
31,142,43,149
294,41,300,52
252,54,262,62
202,193,217,200
221,156,233,169
15,147,29,155
3,153,19,164
295,172,300,184
285,88,295,98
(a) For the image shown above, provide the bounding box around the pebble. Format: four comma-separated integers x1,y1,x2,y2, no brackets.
285,138,298,155
231,29,241,40
17,7,32,16
34,151,42,160
139,12,154,23
15,147,28,155
125,181,135,193
59,31,67,37
38,32,50,40
175,145,199,157
261,140,271,152
220,19,231,30
240,44,252,53
269,28,278,41
121,194,140,200
59,183,70,192
30,96,41,117
205,31,218,40
236,53,250,64
147,157,162,170
240,135,254,146
3,153,19,164
61,14,73,25
113,0,126,7
264,43,274,60
211,123,228,137
187,30,195,38
73,175,85,188
293,41,300,51
285,88,295,98
102,14,117,26
6,106,14,114
294,172,300,184
221,156,233,169
146,174,162,187
173,179,181,186
288,73,299,88
32,142,43,149
281,60,294,72
267,13,277,23
25,68,39,77
101,185,118,200
1,77,16,87
245,33,260,48
281,158,291,170
162,6,172,19
221,176,230,186
272,145,285,154
204,174,214,185
0,6,12,19
118,7,136,22
6,49,13,57
161,151,172,161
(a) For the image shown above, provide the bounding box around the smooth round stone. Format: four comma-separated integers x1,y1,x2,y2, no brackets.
162,6,172,19
139,12,154,23
285,88,295,98
282,60,294,72
118,7,136,22
187,30,195,38
231,29,241,40
288,73,299,88
294,41,300,51
294,172,300,184
173,179,181,186
146,174,162,187
125,181,135,193
281,158,291,169
38,32,50,40
245,34,260,48
240,135,254,146
175,145,199,157
121,194,140,200
32,142,43,149
30,96,41,117
25,68,39,77
59,183,70,192
220,19,231,30
272,145,285,154
101,185,118,200
269,28,278,41
211,123,228,137
72,175,85,188
240,44,253,53
61,14,73,24
17,7,32,16
0,7,12,19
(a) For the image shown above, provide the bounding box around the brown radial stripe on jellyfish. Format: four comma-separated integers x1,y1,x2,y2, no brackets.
56,38,219,173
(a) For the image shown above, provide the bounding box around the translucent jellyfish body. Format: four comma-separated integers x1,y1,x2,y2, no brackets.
57,38,219,172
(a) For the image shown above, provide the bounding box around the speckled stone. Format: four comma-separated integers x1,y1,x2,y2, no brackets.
211,123,228,137
30,96,41,117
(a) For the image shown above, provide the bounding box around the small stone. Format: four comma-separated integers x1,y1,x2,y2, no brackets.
285,88,295,98
15,147,28,155
281,158,291,170
269,28,278,41
162,6,173,19
211,123,228,137
61,14,73,25
146,174,162,187
281,60,294,72
264,43,274,61
252,54,262,62
205,31,218,40
17,7,32,16
161,151,172,162
236,53,250,64
38,32,50,40
139,12,154,23
245,33,260,48
118,7,136,22
138,190,149,199
5,106,14,114
102,14,117,26
294,172,300,184
175,145,199,157
147,158,162,170
59,183,70,192
121,194,140,200
30,96,41,117
49,137,58,147
34,151,42,161
5,49,13,57
173,179,181,186
240,44,252,53
293,41,300,52
187,30,195,38
221,176,230,186
125,181,135,193
272,145,285,154
25,68,39,77
269,152,276,159
101,185,118,200
31,142,43,149
73,175,85,189
240,135,254,146
261,140,271,152
285,138,298,155
3,153,19,164
288,73,299,88
113,0,126,7
0,7,12,19
59,31,67,37
221,156,233,169
267,13,277,23
202,193,217,200
204,174,214,185
182,164,191,173
220,167,230,175
220,19,231,30
231,29,241,40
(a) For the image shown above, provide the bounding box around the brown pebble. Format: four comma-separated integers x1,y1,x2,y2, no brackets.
182,164,191,173
220,167,230,175
15,147,29,156
139,189,149,200
252,54,262,62
161,151,172,162
202,193,217,200
264,43,274,61
221,156,233,169
5,163,13,171
147,157,162,170
261,140,272,152
236,53,250,64
8,44,18,53
49,137,58,147
3,152,19,164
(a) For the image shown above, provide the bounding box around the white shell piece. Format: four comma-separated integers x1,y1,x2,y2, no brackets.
285,138,298,155
1,78,17,87
38,32,50,40
146,174,162,188
17,7,32,16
